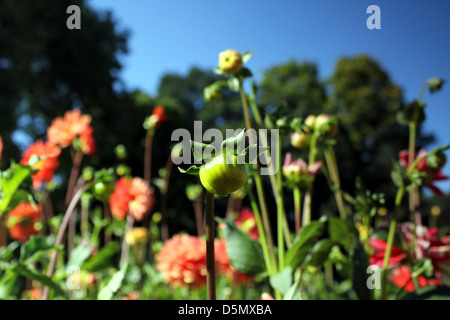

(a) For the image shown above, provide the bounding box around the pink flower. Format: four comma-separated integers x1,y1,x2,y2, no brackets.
282,153,322,188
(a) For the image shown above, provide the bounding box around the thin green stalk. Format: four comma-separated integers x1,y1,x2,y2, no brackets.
325,144,346,219
246,184,275,275
276,133,285,271
239,81,276,263
293,187,302,235
303,131,319,227
381,186,405,299
248,92,292,247
205,190,216,300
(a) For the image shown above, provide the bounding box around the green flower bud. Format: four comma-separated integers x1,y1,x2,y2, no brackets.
93,181,115,201
427,77,444,93
114,144,127,160
199,155,247,196
304,115,316,129
116,164,131,177
82,167,95,182
291,131,309,149
218,49,243,74
315,114,338,138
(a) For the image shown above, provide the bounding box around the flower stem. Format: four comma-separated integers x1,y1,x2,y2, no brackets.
246,184,274,275
43,183,91,300
303,131,319,227
381,186,405,299
324,144,346,219
276,133,286,271
144,130,154,183
239,81,276,264
205,190,216,300
65,151,83,206
120,213,134,267
293,187,302,235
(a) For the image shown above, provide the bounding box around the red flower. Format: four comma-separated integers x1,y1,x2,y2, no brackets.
215,238,254,284
235,207,259,240
29,288,43,300
109,177,154,221
152,106,167,127
6,202,42,243
144,106,167,130
156,234,207,288
390,265,442,292
399,149,449,195
400,223,450,278
20,140,61,188
0,136,3,160
369,238,406,267
47,109,96,156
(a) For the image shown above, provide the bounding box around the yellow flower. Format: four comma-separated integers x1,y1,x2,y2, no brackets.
218,49,243,74
126,227,148,246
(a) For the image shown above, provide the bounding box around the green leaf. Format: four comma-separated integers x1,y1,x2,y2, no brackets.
68,242,96,267
239,67,253,78
82,242,121,272
178,165,201,176
12,263,65,297
328,218,356,248
0,241,20,261
351,238,371,300
4,190,36,213
221,129,246,156
241,51,253,64
227,77,240,92
191,140,216,162
238,145,269,164
301,239,335,267
98,262,128,300
218,218,266,276
285,220,325,268
19,235,61,264
283,272,302,300
401,285,450,300
270,266,292,295
0,162,33,213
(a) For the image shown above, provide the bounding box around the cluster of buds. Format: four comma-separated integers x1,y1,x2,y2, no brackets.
282,153,322,190
291,114,338,149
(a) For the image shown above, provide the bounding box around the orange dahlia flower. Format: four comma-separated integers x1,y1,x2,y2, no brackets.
47,109,96,155
6,202,42,243
20,140,61,188
156,234,207,288
109,177,154,221
215,238,254,284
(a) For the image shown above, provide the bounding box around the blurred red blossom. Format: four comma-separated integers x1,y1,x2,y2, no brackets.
369,237,407,267
6,202,42,243
109,177,154,221
235,207,259,240
20,140,61,188
47,109,96,156
156,234,207,288
390,265,442,292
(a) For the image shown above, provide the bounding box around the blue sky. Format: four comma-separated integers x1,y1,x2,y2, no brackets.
90,0,450,192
